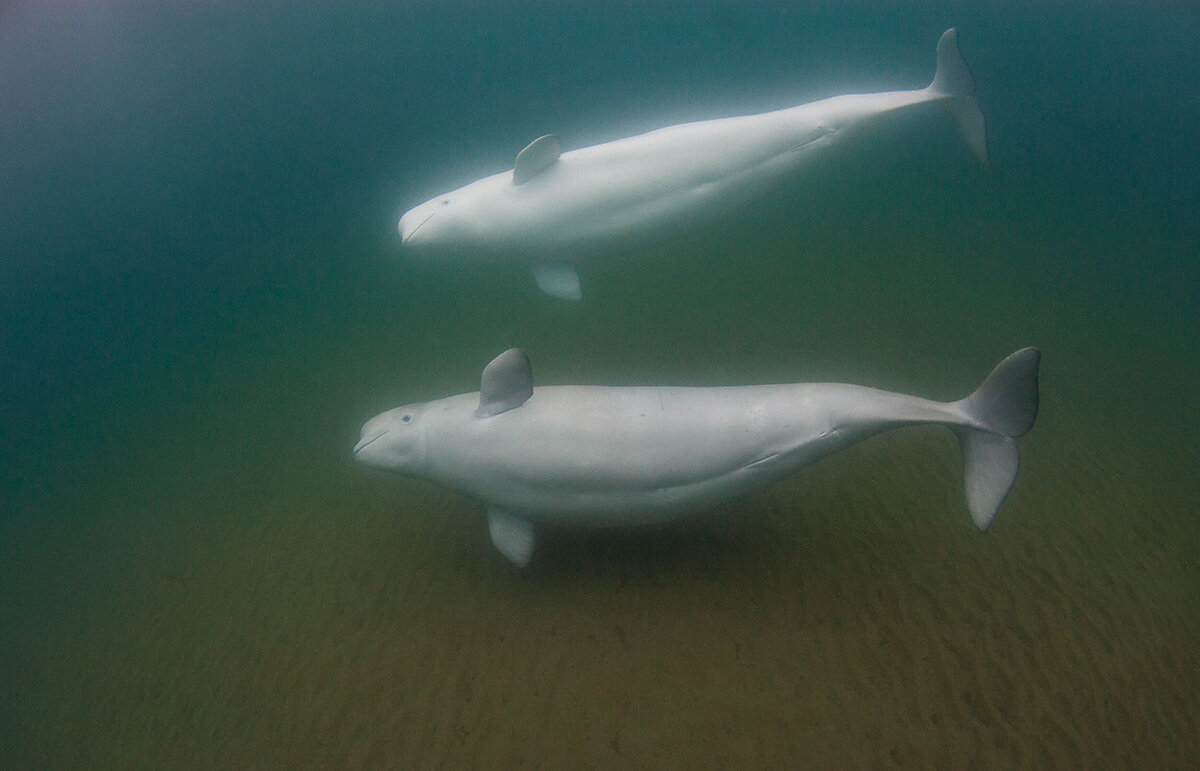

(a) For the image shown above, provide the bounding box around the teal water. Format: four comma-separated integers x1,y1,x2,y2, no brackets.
2,2,1198,768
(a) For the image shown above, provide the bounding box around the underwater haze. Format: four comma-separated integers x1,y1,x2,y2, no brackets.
2,1,1198,768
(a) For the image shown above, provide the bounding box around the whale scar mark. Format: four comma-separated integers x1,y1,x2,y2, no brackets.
744,452,780,470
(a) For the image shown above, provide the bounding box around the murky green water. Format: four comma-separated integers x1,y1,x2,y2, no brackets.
2,3,1197,767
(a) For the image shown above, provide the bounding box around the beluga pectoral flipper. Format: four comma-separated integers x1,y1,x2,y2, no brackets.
397,28,989,299
355,347,1040,567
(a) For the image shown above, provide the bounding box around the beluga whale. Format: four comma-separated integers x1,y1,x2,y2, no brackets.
398,28,988,300
354,347,1040,567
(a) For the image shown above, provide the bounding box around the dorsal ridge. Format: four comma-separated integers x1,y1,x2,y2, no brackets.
512,135,561,185
476,349,534,417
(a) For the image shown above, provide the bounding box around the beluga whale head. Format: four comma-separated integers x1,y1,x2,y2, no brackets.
397,134,565,258
353,402,431,474
397,191,479,252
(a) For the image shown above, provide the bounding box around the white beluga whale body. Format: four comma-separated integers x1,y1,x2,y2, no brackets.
355,347,1040,567
398,28,987,300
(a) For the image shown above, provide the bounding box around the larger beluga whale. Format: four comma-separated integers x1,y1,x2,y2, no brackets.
354,347,1040,567
398,28,987,300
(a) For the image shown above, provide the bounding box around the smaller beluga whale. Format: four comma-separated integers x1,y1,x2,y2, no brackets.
354,348,1040,567
398,29,988,300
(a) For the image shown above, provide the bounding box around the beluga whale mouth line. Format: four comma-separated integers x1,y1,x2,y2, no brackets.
400,210,435,245
354,347,1041,568
353,432,383,455
395,28,988,299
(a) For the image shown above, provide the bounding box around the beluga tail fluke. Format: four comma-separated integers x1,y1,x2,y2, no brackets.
355,347,1040,567
397,29,988,299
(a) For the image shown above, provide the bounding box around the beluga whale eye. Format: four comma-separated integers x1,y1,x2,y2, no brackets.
440,198,450,206
400,413,413,423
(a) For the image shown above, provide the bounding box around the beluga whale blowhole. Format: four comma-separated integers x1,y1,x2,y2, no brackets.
355,347,1040,567
398,28,988,300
